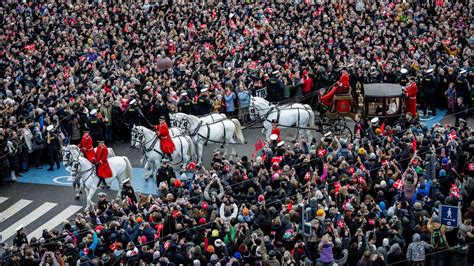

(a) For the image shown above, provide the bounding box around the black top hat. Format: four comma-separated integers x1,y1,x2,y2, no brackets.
97,137,105,142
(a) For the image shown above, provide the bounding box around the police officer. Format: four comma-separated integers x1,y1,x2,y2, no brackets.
0,132,10,186
46,125,61,171
197,88,213,115
266,71,284,102
13,225,28,247
156,158,175,185
177,92,192,114
455,70,470,109
421,68,438,116
123,99,141,140
398,68,409,86
86,109,104,146
97,192,109,215
121,178,137,205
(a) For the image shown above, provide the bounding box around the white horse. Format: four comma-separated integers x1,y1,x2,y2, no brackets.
62,146,133,210
249,96,316,142
62,145,115,200
178,114,245,164
130,125,195,180
170,112,227,130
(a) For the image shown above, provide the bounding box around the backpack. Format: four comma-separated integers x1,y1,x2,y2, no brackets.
431,228,447,249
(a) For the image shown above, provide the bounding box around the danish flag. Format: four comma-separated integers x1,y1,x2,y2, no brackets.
450,184,461,198
186,161,196,170
393,179,404,190
271,156,283,164
318,149,327,157
337,219,345,228
358,176,366,185
468,163,474,171
164,240,171,250
448,132,457,141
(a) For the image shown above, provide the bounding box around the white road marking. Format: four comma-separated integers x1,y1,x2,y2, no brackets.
0,199,32,222
28,205,82,239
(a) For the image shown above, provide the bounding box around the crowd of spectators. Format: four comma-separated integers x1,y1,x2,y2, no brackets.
0,0,474,265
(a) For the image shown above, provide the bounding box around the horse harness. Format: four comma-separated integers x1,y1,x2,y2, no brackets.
135,127,188,165
188,119,229,145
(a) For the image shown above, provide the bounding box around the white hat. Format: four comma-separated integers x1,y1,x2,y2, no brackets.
180,92,188,97
277,141,285,147
400,68,408,74
271,70,279,75
270,134,278,141
98,192,106,197
129,99,136,105
46,125,54,132
324,132,332,137
371,117,379,125
16,224,24,231
425,68,434,74
82,107,89,114
122,178,130,184
200,88,208,93
162,158,170,163
460,69,467,74
90,109,97,115
346,63,354,68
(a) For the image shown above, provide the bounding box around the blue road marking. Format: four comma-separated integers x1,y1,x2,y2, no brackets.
419,109,446,129
17,163,186,195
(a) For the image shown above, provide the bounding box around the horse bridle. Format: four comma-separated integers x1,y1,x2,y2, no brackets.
250,99,274,122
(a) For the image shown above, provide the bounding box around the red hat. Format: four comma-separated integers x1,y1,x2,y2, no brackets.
199,217,207,225
201,202,209,209
258,194,265,202
136,217,143,223
174,179,182,187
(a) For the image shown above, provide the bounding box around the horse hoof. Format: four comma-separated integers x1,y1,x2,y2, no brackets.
75,196,80,200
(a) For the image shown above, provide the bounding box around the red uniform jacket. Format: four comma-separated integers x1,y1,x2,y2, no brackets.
78,135,95,162
320,72,350,107
94,144,112,178
155,122,176,154
271,127,281,142
405,82,417,116
302,75,313,93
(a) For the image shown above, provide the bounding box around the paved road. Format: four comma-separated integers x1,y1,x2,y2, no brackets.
0,109,469,246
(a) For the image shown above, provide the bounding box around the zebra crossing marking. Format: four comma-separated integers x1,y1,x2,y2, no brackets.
0,197,8,204
0,199,32,222
28,205,82,240
0,202,57,241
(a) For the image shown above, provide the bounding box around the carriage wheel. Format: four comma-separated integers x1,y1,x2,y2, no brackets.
332,124,352,140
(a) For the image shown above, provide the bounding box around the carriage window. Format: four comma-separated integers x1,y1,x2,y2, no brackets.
367,98,384,116
386,97,400,115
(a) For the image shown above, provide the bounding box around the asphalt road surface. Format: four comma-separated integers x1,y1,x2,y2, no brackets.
0,112,470,246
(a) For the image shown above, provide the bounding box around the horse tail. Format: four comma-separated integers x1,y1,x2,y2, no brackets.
186,136,196,161
108,148,116,157
123,156,133,180
231,119,245,144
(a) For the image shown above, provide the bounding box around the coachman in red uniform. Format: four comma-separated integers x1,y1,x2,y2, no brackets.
405,78,418,117
270,120,281,142
320,71,350,107
94,138,112,188
155,116,175,159
78,129,95,162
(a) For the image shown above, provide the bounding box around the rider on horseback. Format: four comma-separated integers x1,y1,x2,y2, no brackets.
155,116,176,160
78,129,95,162
94,137,112,189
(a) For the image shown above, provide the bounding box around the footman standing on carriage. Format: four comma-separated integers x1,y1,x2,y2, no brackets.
78,129,95,162
320,70,351,109
155,116,176,160
94,137,112,189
